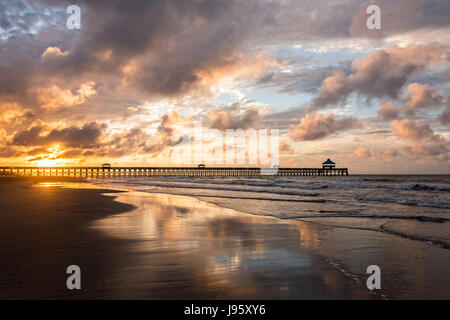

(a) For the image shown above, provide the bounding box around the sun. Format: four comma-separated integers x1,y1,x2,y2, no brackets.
33,158,67,167
30,144,68,167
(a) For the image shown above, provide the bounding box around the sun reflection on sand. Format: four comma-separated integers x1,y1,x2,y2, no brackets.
35,181,125,190
88,190,373,299
9,181,450,298
27,182,377,298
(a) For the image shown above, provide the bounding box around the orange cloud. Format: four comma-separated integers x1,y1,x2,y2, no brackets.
352,147,372,158
403,83,445,114
35,81,97,110
310,44,449,111
289,112,359,141
41,47,68,58
391,119,435,142
279,140,294,154
402,144,448,160
377,101,400,120
391,119,449,160
383,149,398,158
209,108,263,130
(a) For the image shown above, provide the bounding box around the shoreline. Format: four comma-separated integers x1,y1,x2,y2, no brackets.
1,178,449,299
92,178,450,250
86,179,450,299
0,178,377,299
0,178,136,299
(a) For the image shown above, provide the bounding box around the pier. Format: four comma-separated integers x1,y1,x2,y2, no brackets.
0,166,349,177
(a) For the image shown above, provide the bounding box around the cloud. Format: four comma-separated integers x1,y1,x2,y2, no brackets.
402,142,449,160
41,46,68,58
282,158,301,167
402,83,445,115
0,102,34,129
4,0,449,107
390,119,436,142
142,112,183,153
377,84,446,121
2,1,450,104
208,108,263,130
1,0,450,169
11,122,106,148
383,149,398,158
391,119,449,160
0,146,19,158
3,112,187,160
377,101,400,120
89,112,183,158
349,0,450,37
353,147,372,158
35,81,97,110
438,104,450,125
308,44,449,112
254,64,341,95
279,140,294,154
20,0,280,100
288,112,359,141
370,133,388,140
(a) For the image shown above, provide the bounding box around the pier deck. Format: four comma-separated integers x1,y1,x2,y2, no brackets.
0,166,349,177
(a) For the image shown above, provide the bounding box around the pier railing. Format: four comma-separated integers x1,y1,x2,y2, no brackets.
0,166,349,177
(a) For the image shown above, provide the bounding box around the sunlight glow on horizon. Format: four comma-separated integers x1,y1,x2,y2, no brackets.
29,144,68,167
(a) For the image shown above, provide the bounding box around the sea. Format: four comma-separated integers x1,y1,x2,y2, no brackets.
94,174,450,249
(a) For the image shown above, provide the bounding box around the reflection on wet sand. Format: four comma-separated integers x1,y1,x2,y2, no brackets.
317,225,450,299
92,192,374,299
4,181,447,299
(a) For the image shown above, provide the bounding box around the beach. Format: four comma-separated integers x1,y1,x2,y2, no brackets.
0,177,449,299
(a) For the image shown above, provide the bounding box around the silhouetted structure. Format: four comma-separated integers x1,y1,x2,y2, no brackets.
322,159,336,169
0,164,349,177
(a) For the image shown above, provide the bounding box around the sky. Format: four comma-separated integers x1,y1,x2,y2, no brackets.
0,0,449,173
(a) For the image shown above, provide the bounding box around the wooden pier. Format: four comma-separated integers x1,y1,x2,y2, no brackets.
0,166,349,177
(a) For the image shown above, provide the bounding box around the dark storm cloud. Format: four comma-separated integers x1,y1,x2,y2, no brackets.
33,0,268,98
68,113,182,158
11,122,106,147
2,0,450,103
6,112,184,158
1,0,450,164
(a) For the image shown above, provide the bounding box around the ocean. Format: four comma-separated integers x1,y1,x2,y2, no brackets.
93,174,450,249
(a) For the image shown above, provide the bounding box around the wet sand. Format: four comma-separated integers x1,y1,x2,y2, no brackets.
0,178,135,299
0,179,376,299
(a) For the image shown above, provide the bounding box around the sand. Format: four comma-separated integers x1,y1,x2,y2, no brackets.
0,178,377,299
